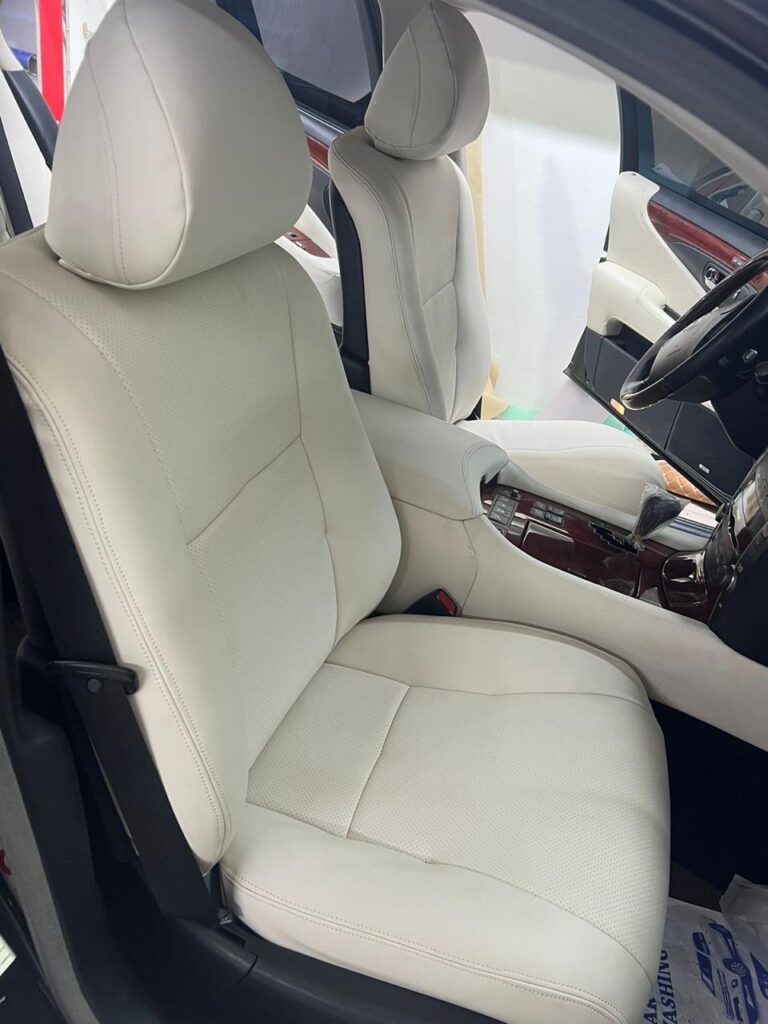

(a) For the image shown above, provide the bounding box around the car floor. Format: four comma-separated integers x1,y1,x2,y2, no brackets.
669,862,722,910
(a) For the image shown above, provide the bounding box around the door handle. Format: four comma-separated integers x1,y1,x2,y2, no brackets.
703,263,725,289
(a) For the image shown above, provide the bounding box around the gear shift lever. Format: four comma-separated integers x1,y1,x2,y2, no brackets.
627,484,687,550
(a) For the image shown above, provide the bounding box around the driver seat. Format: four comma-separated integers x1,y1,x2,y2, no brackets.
0,2,669,1022
329,1,664,519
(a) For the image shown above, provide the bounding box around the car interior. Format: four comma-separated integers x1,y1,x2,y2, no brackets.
0,1,765,1023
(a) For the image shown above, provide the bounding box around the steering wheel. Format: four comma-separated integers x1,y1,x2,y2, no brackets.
620,249,768,411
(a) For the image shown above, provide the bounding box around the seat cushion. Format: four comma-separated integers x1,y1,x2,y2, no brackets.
222,616,669,1024
460,418,664,518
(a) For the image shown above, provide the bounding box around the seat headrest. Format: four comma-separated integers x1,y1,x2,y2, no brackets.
364,2,489,161
45,0,311,289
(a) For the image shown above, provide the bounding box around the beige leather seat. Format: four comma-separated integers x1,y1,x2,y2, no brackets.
329,1,664,520
0,1,669,1021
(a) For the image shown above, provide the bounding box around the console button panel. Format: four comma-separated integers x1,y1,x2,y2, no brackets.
488,488,519,530
482,483,716,621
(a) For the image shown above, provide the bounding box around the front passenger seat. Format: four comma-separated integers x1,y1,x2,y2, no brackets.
0,2,669,1022
329,1,664,520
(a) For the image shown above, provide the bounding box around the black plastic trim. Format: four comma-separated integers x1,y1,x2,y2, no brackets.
330,182,370,391
140,914,506,1024
0,114,31,235
652,701,768,892
566,327,752,501
3,70,57,169
0,631,163,1024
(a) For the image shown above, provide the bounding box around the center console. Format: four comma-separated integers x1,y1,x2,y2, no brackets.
481,482,687,602
480,456,764,632
483,449,768,655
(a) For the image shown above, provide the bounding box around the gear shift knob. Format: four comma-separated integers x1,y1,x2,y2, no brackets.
628,484,687,549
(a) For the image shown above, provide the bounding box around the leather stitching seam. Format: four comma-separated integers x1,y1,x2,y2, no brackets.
345,685,409,837
271,250,340,647
330,144,437,417
322,661,651,709
187,435,300,547
366,5,460,158
122,0,191,286
84,50,126,283
222,867,633,1024
9,357,231,858
0,266,185,533
461,439,502,511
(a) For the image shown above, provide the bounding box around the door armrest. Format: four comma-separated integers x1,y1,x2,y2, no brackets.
354,391,507,521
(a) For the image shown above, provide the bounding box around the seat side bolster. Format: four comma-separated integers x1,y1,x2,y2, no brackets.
223,806,656,1024
450,159,492,423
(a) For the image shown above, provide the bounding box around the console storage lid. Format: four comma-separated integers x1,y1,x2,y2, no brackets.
353,391,507,521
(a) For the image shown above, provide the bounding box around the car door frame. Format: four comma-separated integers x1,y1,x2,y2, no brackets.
566,89,768,503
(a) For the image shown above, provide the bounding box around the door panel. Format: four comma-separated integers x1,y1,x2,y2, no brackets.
569,94,768,502
587,171,704,340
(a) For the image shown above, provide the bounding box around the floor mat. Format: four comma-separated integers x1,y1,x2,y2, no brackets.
646,884,768,1023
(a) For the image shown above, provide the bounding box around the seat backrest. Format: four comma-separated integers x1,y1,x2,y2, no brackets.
0,0,400,870
330,1,491,424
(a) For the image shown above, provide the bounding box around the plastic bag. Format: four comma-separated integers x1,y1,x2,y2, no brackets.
628,483,687,549
721,876,768,979
644,880,768,1024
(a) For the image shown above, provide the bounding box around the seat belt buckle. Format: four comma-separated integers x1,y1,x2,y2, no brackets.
47,661,139,695
405,589,459,617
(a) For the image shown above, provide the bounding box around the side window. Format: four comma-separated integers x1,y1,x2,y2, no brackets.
229,0,381,126
626,95,768,240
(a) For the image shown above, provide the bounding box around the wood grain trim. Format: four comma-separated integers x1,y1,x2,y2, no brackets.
307,136,329,172
648,199,747,270
648,199,768,290
283,227,329,259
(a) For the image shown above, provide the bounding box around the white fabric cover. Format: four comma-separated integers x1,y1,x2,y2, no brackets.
0,5,669,1022
461,417,666,517
224,616,669,1024
45,0,311,289
365,1,489,161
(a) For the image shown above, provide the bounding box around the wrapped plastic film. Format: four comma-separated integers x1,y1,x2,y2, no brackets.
644,877,768,1024
628,483,687,549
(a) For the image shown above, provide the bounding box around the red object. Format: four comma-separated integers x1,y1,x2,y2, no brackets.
648,199,768,292
38,0,65,121
436,589,458,615
307,135,329,172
